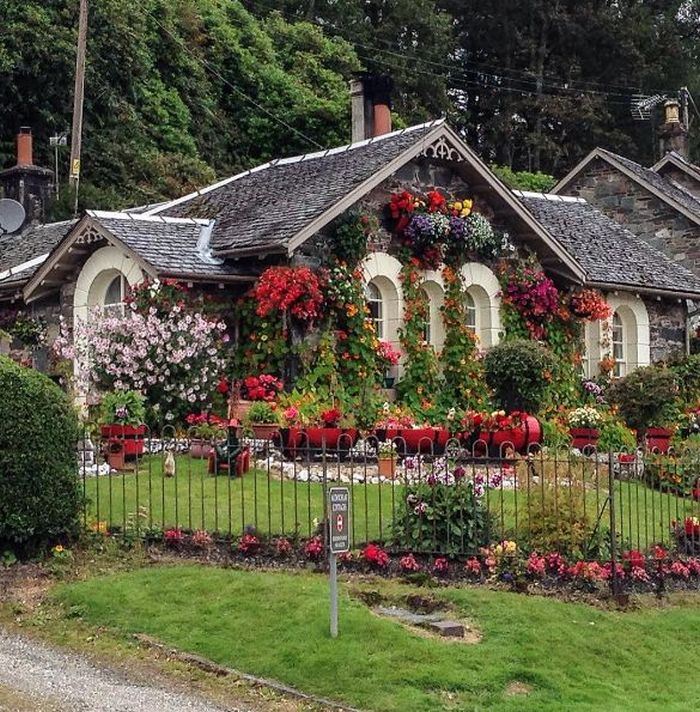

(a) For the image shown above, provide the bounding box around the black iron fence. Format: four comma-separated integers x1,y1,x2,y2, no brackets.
78,426,700,569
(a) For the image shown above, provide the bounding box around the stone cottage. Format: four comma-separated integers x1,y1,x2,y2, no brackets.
2,83,700,381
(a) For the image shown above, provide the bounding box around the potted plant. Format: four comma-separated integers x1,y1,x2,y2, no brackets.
228,374,283,422
567,406,603,452
461,409,542,456
607,365,679,453
100,391,147,468
378,341,401,388
245,401,280,440
185,412,226,458
377,440,397,478
304,406,358,451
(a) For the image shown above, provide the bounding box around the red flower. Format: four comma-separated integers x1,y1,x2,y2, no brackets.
320,407,342,427
432,557,449,575
304,536,324,561
623,549,646,569
399,553,421,572
237,533,260,555
216,377,230,394
361,543,390,569
426,189,447,213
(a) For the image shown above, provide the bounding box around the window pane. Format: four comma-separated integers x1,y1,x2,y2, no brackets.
365,282,383,339
104,275,123,306
465,292,476,333
612,312,625,377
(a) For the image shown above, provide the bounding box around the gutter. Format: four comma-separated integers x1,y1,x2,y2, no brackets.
587,280,700,302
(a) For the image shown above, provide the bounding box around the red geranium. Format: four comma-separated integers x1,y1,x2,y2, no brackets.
426,189,447,213
252,266,324,322
569,289,612,321
241,374,283,402
361,543,390,569
304,536,324,561
320,407,342,427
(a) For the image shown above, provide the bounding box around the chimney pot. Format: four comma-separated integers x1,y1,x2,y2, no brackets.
17,127,33,167
664,100,680,124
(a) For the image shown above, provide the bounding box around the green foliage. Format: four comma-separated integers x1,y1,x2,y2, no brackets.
541,418,572,451
99,390,146,426
491,165,555,192
1,0,360,211
597,416,636,452
0,356,81,555
391,481,491,555
607,365,679,432
245,401,279,424
327,212,371,269
668,353,700,408
523,486,606,559
232,297,287,379
396,260,441,417
484,339,554,413
645,435,700,498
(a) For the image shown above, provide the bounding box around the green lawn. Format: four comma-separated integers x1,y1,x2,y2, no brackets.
82,455,700,550
55,565,700,711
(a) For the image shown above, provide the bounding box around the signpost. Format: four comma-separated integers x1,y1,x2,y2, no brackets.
327,486,350,638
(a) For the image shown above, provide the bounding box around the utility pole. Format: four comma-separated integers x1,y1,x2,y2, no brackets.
69,0,88,216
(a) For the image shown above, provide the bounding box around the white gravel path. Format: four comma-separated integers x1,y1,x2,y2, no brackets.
0,630,249,712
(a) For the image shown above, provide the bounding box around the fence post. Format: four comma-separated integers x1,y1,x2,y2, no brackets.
607,450,620,596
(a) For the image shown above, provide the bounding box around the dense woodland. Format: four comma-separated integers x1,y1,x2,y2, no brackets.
2,0,700,213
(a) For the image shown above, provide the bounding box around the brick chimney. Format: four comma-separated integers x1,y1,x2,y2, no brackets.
658,99,689,159
0,127,53,228
350,75,394,141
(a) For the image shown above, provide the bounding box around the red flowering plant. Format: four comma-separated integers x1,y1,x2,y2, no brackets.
672,516,700,555
361,543,390,569
252,266,324,324
241,374,283,402
399,553,421,573
461,409,525,434
320,407,343,428
432,557,449,576
185,412,227,439
237,533,260,556
377,341,401,367
304,536,324,561
500,262,562,341
569,289,612,321
164,528,184,548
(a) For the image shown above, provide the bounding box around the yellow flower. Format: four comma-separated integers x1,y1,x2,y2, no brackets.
453,201,463,211
53,545,64,554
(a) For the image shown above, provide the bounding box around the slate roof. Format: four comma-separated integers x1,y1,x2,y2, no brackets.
596,148,700,221
86,212,252,280
652,151,700,183
517,192,700,296
153,121,443,255
0,220,76,289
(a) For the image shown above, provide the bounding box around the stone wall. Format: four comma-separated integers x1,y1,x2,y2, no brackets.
645,296,687,362
655,165,700,199
564,157,700,275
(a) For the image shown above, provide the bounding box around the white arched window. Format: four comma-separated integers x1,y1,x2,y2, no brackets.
365,281,384,338
460,263,502,348
465,292,477,334
422,280,445,349
612,311,626,377
103,274,126,316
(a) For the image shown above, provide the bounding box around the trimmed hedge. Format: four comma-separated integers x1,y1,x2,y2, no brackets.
0,356,81,555
484,338,554,413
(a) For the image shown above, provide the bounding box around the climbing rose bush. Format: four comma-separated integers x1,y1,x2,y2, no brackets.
55,303,228,419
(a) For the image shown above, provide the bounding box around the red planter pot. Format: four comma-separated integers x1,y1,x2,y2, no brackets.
100,424,146,458
304,427,358,450
645,427,674,454
476,416,542,456
569,427,600,453
387,428,437,455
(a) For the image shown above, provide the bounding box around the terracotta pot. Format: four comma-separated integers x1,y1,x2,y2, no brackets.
251,423,279,440
569,427,600,453
645,427,674,454
378,456,396,478
100,424,146,457
189,439,215,459
229,399,253,422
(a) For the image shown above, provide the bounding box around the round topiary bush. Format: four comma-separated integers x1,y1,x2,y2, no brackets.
0,356,81,555
607,365,679,434
484,338,554,413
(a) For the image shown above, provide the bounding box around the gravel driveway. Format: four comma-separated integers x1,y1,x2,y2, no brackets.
0,630,250,712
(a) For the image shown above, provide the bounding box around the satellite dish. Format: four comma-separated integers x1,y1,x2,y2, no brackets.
0,199,26,235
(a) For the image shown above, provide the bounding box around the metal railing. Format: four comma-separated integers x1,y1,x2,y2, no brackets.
78,426,700,571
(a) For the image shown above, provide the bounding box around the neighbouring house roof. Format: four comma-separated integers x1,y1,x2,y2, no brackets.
552,147,700,226
517,191,700,298
0,220,76,293
651,150,700,184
